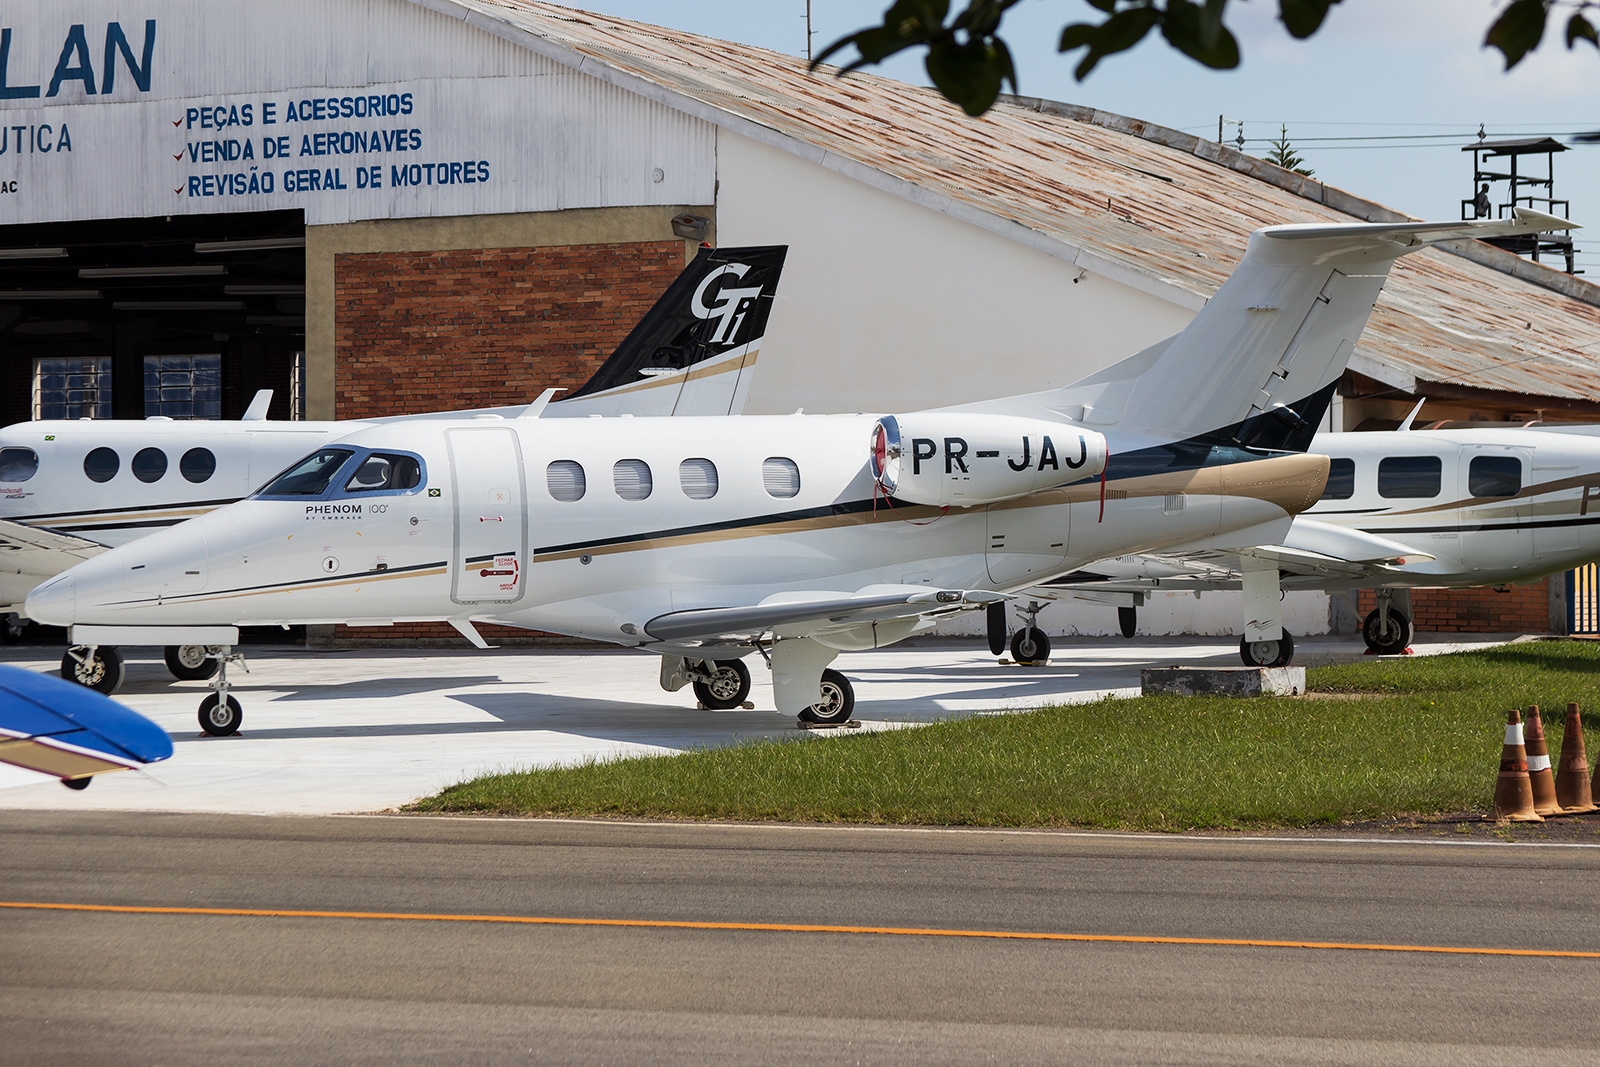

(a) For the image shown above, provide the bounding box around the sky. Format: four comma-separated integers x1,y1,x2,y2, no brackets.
566,0,1600,272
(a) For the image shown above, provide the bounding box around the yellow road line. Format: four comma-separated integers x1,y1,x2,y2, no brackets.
2,901,1596,959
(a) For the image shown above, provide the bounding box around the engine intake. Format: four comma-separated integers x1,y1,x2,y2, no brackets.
870,414,1108,508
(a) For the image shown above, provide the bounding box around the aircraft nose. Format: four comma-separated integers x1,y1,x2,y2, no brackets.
25,573,75,627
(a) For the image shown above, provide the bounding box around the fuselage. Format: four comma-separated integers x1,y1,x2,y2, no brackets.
26,412,1328,645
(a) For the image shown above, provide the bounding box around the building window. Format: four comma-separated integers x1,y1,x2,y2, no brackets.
144,354,221,419
32,357,112,420
1469,455,1521,497
679,457,718,499
613,459,653,501
1322,458,1355,500
762,457,801,498
1377,456,1442,499
547,461,586,502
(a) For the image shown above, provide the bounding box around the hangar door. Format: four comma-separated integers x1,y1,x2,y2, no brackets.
447,428,527,605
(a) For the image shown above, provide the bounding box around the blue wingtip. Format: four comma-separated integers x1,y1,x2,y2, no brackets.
0,665,174,764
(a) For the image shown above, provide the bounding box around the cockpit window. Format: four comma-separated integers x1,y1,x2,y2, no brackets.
344,453,422,493
0,447,39,482
258,449,354,497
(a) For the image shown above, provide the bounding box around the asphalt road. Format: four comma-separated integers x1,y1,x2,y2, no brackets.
3,812,1597,1066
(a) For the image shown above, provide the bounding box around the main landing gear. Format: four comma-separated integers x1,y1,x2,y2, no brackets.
165,644,221,681
61,645,125,695
989,600,1051,666
1239,630,1295,668
798,668,854,726
692,659,753,710
197,646,249,736
1363,589,1414,656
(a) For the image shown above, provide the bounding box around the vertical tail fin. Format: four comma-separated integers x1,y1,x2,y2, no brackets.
552,245,787,418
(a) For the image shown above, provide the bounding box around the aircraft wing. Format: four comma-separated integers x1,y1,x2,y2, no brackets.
0,518,109,562
0,665,174,785
1039,519,1435,597
644,586,1007,644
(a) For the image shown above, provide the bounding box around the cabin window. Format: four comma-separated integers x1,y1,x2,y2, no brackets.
1469,455,1522,497
83,447,119,483
143,354,222,419
763,457,801,499
180,447,216,483
33,357,111,420
680,458,718,500
131,447,168,483
257,448,354,496
547,461,586,502
1321,458,1355,500
345,453,422,493
0,447,39,482
614,459,653,501
1377,456,1442,499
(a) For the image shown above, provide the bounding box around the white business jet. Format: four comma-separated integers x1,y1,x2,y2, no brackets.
1041,411,1600,663
27,212,1569,734
0,245,787,690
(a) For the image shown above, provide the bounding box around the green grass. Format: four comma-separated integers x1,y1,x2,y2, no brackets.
408,640,1600,831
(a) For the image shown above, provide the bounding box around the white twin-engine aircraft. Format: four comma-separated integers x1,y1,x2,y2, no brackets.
26,211,1570,734
0,244,787,687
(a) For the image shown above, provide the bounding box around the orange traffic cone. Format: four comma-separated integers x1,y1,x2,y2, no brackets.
1557,703,1598,814
1492,709,1543,823
1524,706,1563,817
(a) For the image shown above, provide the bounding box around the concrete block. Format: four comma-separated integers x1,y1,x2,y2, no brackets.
1140,666,1306,697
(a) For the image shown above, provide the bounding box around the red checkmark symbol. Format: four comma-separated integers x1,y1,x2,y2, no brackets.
171,118,181,127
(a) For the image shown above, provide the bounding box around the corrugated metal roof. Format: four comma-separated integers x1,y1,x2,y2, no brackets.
415,0,1600,405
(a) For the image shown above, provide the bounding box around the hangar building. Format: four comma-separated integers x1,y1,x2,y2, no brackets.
4,0,1599,640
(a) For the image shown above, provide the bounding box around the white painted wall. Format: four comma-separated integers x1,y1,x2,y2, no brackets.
0,0,715,225
714,133,1196,416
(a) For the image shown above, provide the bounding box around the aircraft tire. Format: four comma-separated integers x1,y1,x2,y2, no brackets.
1118,607,1138,640
798,668,854,725
61,646,125,695
60,777,91,790
165,644,221,681
692,659,752,710
1240,631,1295,668
198,693,243,737
1010,626,1051,666
1362,609,1413,656
1,615,24,644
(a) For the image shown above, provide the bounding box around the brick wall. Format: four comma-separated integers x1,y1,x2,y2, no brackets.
1356,580,1553,634
333,240,684,419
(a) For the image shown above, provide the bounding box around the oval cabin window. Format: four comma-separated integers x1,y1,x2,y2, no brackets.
0,447,39,482
83,447,119,483
547,460,586,502
613,459,653,501
180,447,217,483
679,458,718,500
132,447,168,483
762,457,801,499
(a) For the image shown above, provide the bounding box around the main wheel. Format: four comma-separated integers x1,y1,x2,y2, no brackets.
1117,606,1138,640
798,668,855,725
1240,631,1295,668
692,659,752,710
1010,626,1051,666
198,693,243,736
60,777,91,790
165,644,220,681
1,615,24,645
61,646,124,695
1363,608,1413,656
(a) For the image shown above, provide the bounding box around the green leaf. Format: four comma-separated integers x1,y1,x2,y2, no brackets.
1485,0,1549,70
1164,0,1241,68
1058,22,1098,52
812,0,951,70
1567,12,1599,49
926,35,1017,115
1279,0,1341,40
1084,0,1118,12
1073,8,1161,80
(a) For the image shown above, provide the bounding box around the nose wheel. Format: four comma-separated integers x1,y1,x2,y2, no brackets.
61,645,124,695
196,645,249,736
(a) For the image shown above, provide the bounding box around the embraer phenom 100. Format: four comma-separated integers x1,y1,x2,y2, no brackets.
0,245,785,689
27,213,1571,733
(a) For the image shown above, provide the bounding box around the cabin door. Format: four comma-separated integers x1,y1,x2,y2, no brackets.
447,427,527,605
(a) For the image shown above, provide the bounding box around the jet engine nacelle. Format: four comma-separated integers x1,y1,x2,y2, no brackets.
870,414,1108,508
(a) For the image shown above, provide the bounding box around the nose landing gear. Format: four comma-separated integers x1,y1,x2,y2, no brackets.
196,646,249,736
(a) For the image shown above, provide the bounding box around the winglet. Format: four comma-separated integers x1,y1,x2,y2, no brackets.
241,390,273,421
449,618,495,649
1396,398,1426,432
518,388,565,419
